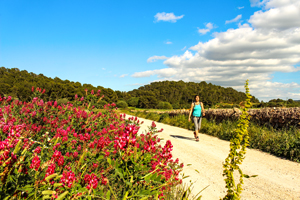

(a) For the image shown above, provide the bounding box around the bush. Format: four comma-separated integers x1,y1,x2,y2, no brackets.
157,101,173,109
98,100,108,108
116,100,128,108
56,98,69,105
127,97,139,107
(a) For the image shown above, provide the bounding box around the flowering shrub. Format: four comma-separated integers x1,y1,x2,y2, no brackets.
0,87,183,199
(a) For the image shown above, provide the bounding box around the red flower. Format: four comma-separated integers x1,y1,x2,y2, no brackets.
34,146,41,154
30,156,40,171
60,170,76,188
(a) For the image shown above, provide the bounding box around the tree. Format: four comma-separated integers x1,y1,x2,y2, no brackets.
127,97,139,107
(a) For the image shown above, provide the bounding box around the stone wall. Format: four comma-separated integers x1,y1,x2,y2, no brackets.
145,107,300,128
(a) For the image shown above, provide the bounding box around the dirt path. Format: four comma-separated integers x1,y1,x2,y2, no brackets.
126,115,300,200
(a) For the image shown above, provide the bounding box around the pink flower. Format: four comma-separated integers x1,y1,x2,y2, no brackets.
84,173,99,189
73,151,78,158
60,170,76,188
45,163,56,178
151,121,156,128
30,156,40,171
34,146,41,154
57,156,64,166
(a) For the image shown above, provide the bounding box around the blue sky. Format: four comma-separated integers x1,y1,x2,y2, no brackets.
1,0,300,101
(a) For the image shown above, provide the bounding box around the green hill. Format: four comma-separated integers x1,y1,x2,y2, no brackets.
0,67,259,109
127,80,259,109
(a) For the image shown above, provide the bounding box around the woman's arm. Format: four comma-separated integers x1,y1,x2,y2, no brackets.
201,102,205,116
188,103,193,121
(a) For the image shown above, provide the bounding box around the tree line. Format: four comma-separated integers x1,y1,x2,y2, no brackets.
2,67,298,109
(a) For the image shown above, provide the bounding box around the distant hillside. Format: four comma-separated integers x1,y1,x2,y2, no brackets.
127,80,259,108
0,67,259,109
0,67,119,103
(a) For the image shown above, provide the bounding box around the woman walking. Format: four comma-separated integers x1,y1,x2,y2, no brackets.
188,95,205,141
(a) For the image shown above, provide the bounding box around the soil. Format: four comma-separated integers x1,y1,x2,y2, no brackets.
126,115,300,200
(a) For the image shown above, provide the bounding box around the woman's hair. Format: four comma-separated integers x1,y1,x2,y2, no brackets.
194,95,199,100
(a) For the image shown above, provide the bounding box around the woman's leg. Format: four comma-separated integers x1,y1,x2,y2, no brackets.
193,117,200,141
198,117,202,132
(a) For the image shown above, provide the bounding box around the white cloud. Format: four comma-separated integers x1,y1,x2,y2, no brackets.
225,14,242,24
147,55,169,63
154,12,184,23
133,0,300,101
238,6,244,9
181,46,187,51
102,68,106,70
198,22,214,35
120,74,128,78
249,0,300,30
165,41,172,44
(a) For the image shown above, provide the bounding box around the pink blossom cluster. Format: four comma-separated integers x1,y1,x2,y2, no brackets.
60,170,76,188
29,155,40,171
84,173,99,189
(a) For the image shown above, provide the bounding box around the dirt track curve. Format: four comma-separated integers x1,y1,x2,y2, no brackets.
126,115,300,200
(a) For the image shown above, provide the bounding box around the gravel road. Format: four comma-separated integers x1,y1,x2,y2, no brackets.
127,115,300,200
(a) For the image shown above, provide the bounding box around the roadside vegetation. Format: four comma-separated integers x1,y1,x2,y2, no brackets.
0,88,187,199
123,110,300,162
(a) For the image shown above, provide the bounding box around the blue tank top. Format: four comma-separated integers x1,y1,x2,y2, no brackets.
193,103,202,117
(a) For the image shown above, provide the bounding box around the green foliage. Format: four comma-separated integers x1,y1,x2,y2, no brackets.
128,80,260,109
98,100,108,108
254,98,300,108
0,67,119,103
138,96,158,109
157,101,173,110
116,100,128,108
222,80,252,200
127,97,139,107
56,98,69,105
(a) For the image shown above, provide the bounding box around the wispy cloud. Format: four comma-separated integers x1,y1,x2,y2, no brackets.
250,0,268,7
181,46,186,51
102,68,106,70
154,12,184,23
120,74,128,78
225,14,242,24
238,6,244,9
147,55,169,63
198,22,214,35
165,41,172,44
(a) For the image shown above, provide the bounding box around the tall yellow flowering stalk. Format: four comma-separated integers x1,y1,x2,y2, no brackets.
222,80,252,200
